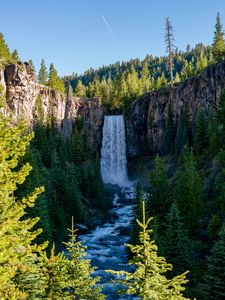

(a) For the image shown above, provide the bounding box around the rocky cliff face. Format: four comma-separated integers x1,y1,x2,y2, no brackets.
1,62,103,152
126,62,225,157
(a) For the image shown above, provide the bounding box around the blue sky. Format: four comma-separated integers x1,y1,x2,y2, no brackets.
0,0,225,76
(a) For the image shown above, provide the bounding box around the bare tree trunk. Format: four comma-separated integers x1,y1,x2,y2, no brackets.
165,18,175,87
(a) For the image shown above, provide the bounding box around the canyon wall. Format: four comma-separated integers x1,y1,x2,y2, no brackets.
126,61,225,157
1,62,103,152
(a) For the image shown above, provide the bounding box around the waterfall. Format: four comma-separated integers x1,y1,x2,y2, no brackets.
100,115,129,186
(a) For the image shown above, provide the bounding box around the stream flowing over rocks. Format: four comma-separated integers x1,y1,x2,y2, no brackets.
79,186,136,299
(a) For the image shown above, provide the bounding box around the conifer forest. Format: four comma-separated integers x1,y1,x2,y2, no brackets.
1,1,225,299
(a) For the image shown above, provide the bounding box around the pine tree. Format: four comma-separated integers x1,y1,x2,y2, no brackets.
160,204,194,277
0,113,45,298
62,217,105,299
38,59,48,85
141,62,151,93
164,102,176,153
174,147,203,234
196,52,208,73
174,72,181,83
175,101,191,153
11,49,19,62
204,225,225,299
48,63,65,93
212,13,225,62
0,32,11,63
109,202,190,300
75,79,86,97
193,109,209,155
149,155,170,216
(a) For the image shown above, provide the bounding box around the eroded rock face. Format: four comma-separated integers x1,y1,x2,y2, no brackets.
2,62,103,152
126,62,225,157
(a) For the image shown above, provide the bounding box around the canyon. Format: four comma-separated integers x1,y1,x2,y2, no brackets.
1,61,225,157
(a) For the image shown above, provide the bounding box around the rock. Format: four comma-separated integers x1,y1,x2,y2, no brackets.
116,226,130,236
126,62,225,156
1,62,103,152
75,223,89,234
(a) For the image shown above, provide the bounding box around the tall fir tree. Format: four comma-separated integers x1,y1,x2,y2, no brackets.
204,225,225,300
174,147,203,234
38,59,48,85
109,202,190,300
212,13,225,62
0,32,11,63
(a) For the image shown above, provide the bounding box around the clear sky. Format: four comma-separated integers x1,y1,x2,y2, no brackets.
0,0,225,76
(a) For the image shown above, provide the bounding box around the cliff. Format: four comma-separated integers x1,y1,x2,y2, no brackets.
1,62,103,152
126,61,225,157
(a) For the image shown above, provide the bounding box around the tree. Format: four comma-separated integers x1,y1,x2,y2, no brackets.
0,113,45,298
175,101,191,153
149,155,170,216
48,63,65,93
11,49,19,62
193,109,209,155
38,59,48,85
29,59,36,73
204,225,225,299
75,80,86,97
196,52,208,73
212,13,225,62
62,217,105,299
109,202,190,300
141,62,151,93
0,32,11,63
160,204,194,277
164,102,176,153
165,17,175,86
174,147,203,234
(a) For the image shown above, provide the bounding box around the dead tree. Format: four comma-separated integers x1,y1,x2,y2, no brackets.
165,17,175,86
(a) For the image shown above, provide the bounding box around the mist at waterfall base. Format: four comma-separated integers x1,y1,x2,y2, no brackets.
79,116,136,299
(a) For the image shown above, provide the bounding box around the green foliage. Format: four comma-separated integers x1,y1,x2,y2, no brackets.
149,155,170,216
0,113,46,299
109,202,190,300
175,102,191,153
160,204,194,277
48,63,65,93
164,102,176,153
174,147,203,234
62,217,105,299
193,109,209,155
204,225,225,299
212,13,225,62
38,59,48,85
75,79,86,97
11,49,19,62
0,32,11,64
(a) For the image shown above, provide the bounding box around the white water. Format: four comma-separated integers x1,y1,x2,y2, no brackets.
79,188,136,299
101,115,129,186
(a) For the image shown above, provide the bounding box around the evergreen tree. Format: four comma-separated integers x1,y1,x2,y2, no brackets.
48,63,65,93
62,217,105,299
75,79,86,97
160,204,194,277
0,32,11,63
193,109,209,155
196,52,208,73
174,147,203,234
38,59,48,85
149,155,170,216
109,202,190,300
174,72,181,83
204,225,225,299
212,13,225,62
141,62,151,93
0,113,45,298
11,49,19,62
164,102,176,153
175,102,191,153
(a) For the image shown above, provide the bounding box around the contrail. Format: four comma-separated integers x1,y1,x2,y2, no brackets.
101,14,117,43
